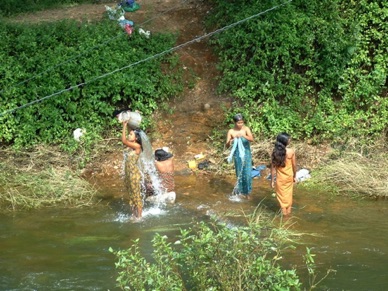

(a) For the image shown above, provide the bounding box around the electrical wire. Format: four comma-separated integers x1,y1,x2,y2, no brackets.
0,0,292,118
0,0,189,95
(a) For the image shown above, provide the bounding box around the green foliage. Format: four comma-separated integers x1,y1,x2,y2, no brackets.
61,127,102,168
206,0,388,143
0,0,93,17
110,217,304,290
304,247,336,290
0,19,183,149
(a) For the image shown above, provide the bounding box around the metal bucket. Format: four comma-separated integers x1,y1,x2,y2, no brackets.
118,111,142,129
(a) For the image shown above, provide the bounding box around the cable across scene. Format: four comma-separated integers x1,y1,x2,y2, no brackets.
0,0,189,96
0,0,292,118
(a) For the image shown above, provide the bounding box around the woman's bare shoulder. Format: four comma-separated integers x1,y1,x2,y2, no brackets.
243,125,252,131
227,128,235,136
286,148,295,157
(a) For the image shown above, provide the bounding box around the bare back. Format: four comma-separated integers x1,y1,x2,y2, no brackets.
155,159,174,173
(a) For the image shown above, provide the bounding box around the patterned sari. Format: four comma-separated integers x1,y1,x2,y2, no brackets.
124,150,142,208
158,172,175,192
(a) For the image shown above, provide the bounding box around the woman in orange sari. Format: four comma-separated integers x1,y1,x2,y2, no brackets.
270,133,297,216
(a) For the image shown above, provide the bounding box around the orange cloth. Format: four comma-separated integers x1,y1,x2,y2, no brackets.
275,156,294,209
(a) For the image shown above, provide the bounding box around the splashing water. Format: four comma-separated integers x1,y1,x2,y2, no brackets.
120,130,167,217
142,206,167,217
228,194,243,202
138,131,164,197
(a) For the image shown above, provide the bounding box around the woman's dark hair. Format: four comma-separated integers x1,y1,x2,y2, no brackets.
233,113,244,123
271,133,290,167
155,149,173,161
133,129,143,151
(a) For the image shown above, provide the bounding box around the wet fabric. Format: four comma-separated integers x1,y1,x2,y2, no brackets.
232,137,252,195
275,155,294,209
124,150,142,208
158,172,175,193
227,137,245,164
251,165,266,178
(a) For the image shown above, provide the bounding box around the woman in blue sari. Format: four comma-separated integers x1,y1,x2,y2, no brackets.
226,114,254,199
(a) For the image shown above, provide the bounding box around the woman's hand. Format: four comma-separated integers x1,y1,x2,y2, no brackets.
271,181,275,188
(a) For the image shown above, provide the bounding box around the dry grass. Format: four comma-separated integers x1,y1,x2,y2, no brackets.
0,146,98,211
311,151,388,198
209,138,387,199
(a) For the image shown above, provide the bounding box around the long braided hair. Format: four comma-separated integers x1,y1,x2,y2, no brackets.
271,133,290,168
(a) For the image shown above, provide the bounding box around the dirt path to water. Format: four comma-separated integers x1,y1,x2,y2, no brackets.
9,0,232,174
8,0,333,182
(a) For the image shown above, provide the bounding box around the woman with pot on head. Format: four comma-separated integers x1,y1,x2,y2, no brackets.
226,113,254,199
271,133,297,216
154,148,175,193
121,120,143,219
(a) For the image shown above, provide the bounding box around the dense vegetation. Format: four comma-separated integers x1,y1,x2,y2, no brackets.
207,0,387,144
0,0,94,16
0,17,182,149
1,0,386,150
110,215,329,290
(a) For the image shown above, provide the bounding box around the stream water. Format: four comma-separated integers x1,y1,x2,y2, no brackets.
1,174,387,290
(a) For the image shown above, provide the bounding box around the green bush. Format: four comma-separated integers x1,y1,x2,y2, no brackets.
0,19,183,149
0,0,93,16
207,0,387,143
110,217,303,290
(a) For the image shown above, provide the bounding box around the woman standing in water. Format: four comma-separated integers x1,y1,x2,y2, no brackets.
226,113,254,199
122,121,143,219
271,133,297,216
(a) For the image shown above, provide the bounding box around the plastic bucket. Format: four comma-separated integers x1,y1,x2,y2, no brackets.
188,160,197,169
119,111,142,129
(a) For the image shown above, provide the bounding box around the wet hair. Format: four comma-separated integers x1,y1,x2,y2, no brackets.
233,113,244,123
271,133,290,168
155,149,173,161
133,129,143,151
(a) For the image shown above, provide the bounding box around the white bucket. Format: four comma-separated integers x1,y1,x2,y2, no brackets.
118,111,142,129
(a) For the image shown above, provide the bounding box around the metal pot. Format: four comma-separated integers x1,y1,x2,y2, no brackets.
118,111,142,129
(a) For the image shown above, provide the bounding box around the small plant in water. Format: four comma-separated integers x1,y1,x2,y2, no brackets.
304,247,336,290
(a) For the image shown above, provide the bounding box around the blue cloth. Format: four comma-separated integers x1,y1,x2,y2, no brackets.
227,137,244,164
230,137,252,195
251,165,266,178
125,0,135,7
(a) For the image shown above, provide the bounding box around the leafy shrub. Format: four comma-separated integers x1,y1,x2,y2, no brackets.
206,0,387,143
0,0,93,17
0,19,183,149
110,217,303,290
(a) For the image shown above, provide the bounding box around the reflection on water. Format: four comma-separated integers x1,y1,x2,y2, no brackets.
0,174,387,290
